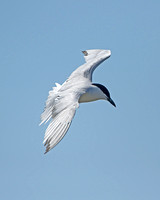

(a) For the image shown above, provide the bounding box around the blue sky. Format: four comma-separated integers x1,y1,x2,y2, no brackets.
1,0,160,199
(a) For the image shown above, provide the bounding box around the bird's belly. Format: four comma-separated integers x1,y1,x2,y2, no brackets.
79,93,98,103
78,85,106,103
79,92,101,103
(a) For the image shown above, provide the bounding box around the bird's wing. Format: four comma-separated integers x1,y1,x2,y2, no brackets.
69,49,111,81
39,82,62,126
42,93,79,153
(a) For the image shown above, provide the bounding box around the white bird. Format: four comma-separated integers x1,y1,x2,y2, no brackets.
40,49,116,154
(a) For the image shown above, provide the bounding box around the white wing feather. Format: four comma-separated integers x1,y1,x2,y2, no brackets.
40,85,80,153
43,103,79,153
82,49,111,63
69,49,111,81
39,83,62,125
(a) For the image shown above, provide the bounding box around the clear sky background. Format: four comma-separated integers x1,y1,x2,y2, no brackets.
1,0,160,200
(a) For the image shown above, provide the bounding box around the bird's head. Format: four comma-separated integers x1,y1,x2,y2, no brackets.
92,83,116,107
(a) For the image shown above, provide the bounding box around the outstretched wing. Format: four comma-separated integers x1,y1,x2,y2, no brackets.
43,102,79,153
41,89,80,153
39,83,62,126
69,49,111,81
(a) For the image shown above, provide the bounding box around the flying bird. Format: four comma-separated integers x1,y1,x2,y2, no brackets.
40,49,116,153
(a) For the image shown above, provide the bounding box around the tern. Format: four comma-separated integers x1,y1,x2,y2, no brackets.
40,49,116,153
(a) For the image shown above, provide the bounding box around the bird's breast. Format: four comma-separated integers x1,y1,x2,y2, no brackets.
79,86,106,103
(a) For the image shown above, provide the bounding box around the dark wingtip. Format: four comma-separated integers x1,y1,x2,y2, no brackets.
82,50,88,56
44,142,50,154
44,148,49,154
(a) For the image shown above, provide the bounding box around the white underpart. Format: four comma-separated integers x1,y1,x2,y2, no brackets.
40,49,111,153
79,85,107,103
